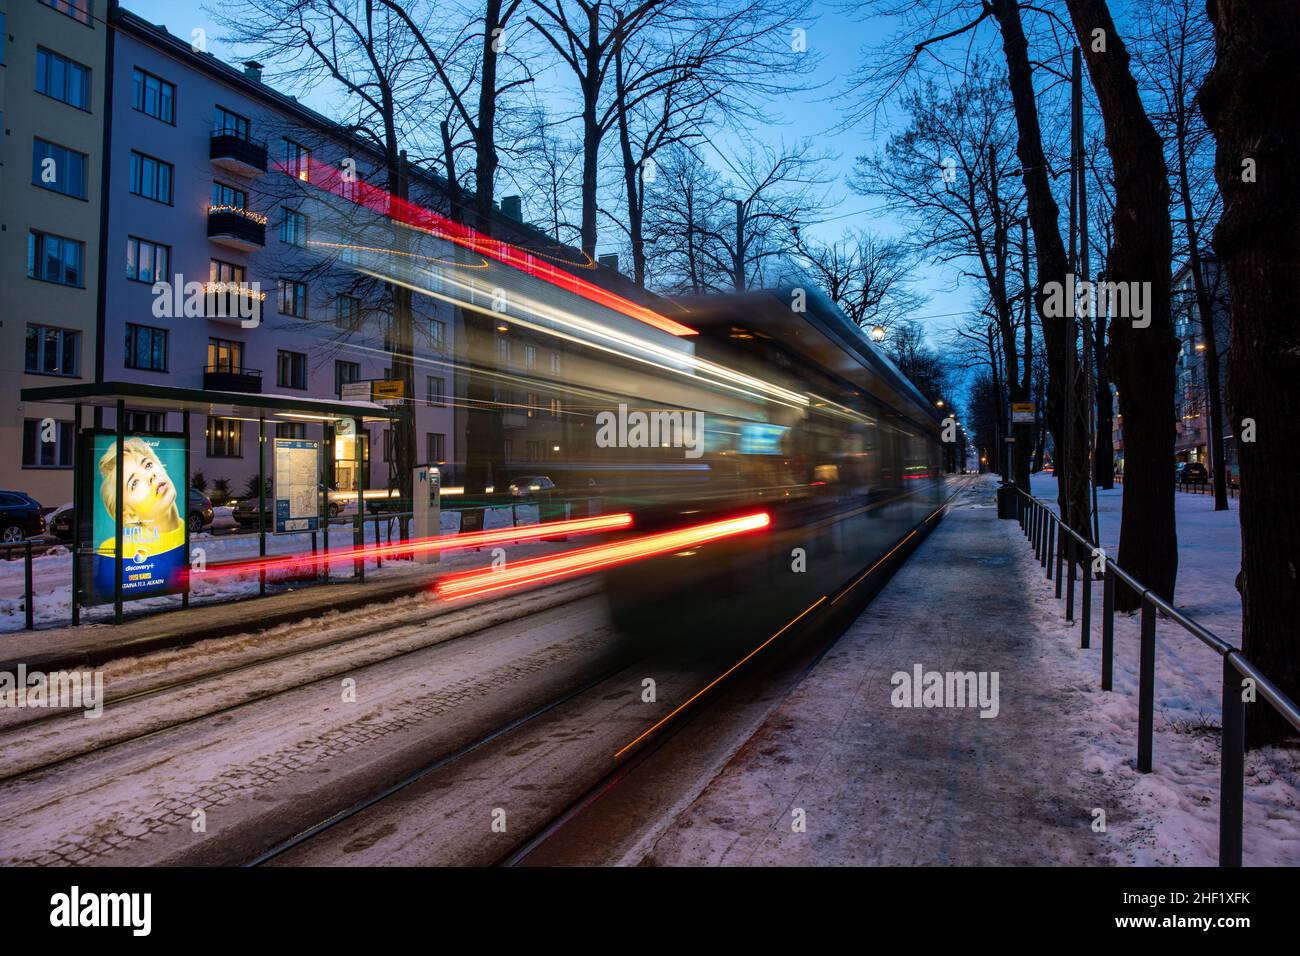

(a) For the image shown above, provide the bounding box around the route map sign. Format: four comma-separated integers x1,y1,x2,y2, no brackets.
274,438,320,533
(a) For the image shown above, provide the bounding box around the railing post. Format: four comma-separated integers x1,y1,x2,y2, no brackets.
1219,654,1245,867
24,540,34,631
1065,535,1076,621
1055,521,1064,598
1040,515,1050,574
1137,599,1156,773
1101,567,1114,690
1080,548,1092,648
1034,505,1043,559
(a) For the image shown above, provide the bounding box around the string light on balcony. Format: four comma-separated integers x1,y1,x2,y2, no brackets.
208,204,268,226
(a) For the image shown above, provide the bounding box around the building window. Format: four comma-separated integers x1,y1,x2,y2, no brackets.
126,237,170,283
277,350,307,389
526,441,541,462
25,324,81,376
124,323,168,372
27,231,84,286
211,181,247,211
275,422,306,440
550,397,562,420
278,279,307,317
213,106,250,140
283,140,311,181
206,417,242,458
210,258,246,284
40,0,91,26
523,345,537,369
37,48,91,110
526,392,539,418
130,151,173,204
125,411,167,432
132,68,175,123
503,438,514,461
22,420,74,469
32,139,89,199
382,429,396,463
335,360,360,397
426,432,445,463
550,352,561,375
426,375,445,406
280,208,307,247
428,319,446,350
496,336,510,364
336,295,361,329
207,338,244,373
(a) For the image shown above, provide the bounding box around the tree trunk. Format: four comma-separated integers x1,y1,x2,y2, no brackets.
1200,0,1300,747
1065,0,1178,609
989,0,1092,535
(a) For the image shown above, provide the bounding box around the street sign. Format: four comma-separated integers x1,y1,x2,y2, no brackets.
371,379,406,405
340,381,370,402
1011,402,1036,424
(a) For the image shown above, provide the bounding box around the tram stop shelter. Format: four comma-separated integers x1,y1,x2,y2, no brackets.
21,381,394,624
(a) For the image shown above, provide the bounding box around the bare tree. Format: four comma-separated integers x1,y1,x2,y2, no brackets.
851,60,1032,487
1199,0,1300,746
795,230,925,331
1135,0,1228,510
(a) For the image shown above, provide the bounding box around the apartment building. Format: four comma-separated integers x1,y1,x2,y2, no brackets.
101,5,458,497
1172,256,1235,479
1,0,107,506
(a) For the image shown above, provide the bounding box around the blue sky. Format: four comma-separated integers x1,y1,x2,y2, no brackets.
122,0,974,344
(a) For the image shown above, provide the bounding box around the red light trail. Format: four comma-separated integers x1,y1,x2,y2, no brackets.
277,160,697,338
197,512,634,581
434,511,772,603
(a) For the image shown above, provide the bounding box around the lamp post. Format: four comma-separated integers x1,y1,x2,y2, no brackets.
869,324,886,343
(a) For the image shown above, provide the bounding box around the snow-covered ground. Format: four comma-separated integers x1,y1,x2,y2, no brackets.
1026,475,1299,865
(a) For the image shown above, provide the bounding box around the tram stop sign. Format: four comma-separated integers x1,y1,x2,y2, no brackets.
1011,402,1036,424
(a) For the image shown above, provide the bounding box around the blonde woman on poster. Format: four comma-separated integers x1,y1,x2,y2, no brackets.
93,435,188,602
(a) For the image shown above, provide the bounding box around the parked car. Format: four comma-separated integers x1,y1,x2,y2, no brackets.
1175,461,1209,483
0,491,46,544
47,488,214,541
232,485,361,528
508,475,557,498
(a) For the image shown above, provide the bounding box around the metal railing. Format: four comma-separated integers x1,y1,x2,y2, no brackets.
1014,488,1300,866
1113,473,1240,499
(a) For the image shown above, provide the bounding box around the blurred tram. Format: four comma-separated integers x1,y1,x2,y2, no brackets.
582,285,948,645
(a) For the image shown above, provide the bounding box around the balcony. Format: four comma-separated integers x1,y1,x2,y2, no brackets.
208,206,267,251
202,281,266,327
209,132,268,176
204,366,263,394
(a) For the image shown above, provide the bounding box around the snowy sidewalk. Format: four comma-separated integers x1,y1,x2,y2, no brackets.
644,478,1117,866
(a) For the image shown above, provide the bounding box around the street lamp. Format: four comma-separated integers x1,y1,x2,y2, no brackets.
936,399,945,408
869,324,886,343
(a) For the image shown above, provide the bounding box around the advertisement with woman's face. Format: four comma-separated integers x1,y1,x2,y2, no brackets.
90,433,188,605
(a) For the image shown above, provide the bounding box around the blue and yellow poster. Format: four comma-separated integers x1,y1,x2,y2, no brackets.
89,432,188,605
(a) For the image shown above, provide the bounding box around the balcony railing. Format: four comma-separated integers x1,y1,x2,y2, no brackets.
202,281,266,327
209,132,268,175
204,366,263,393
208,206,267,251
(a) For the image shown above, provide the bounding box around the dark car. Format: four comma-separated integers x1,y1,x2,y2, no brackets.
1175,461,1209,483
508,475,557,498
0,491,47,543
48,488,213,541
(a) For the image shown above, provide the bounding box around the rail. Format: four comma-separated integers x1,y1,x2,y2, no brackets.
1014,487,1300,867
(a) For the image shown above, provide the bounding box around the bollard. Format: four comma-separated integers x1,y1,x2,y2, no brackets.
1137,599,1156,773
1218,654,1245,867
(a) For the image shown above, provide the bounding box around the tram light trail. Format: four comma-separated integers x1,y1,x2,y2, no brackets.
197,513,634,580
276,159,697,338
434,512,772,602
